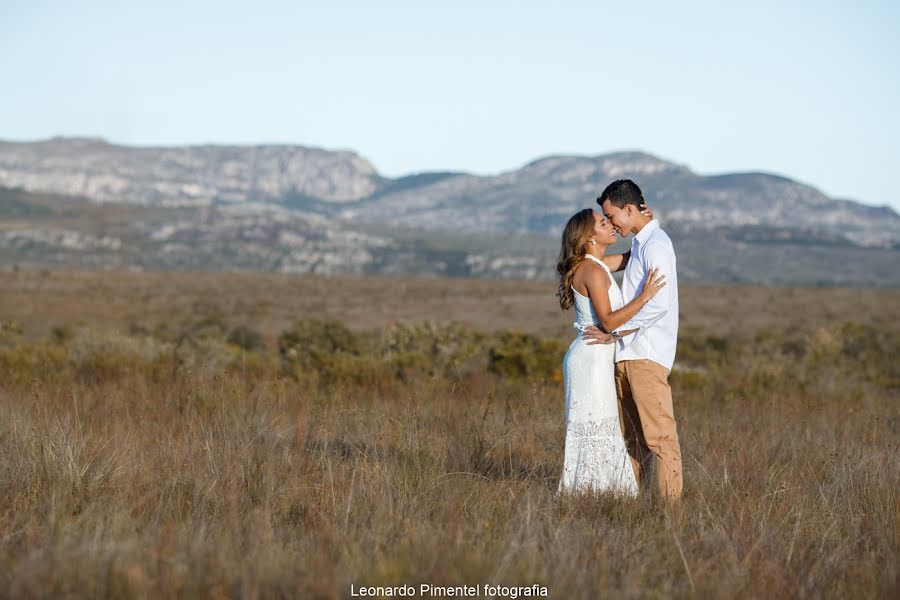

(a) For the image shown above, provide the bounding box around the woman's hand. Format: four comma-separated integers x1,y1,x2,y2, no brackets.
639,267,667,303
640,203,653,219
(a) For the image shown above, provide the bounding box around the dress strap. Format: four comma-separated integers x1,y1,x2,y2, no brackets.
583,254,610,272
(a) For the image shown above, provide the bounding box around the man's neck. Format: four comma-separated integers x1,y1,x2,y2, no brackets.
630,216,653,235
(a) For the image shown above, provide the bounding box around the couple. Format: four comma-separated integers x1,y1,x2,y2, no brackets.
555,179,683,501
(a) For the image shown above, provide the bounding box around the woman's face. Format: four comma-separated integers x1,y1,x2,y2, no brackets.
592,210,617,245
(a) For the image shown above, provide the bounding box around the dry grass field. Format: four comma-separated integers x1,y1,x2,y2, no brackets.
0,269,897,599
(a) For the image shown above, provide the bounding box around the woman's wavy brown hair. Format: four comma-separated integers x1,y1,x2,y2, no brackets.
556,208,596,310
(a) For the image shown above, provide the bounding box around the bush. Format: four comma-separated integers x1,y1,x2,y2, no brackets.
278,319,379,384
227,325,267,352
487,331,566,380
384,321,484,380
677,328,733,366
52,325,74,344
0,341,70,386
0,319,24,339
278,319,370,361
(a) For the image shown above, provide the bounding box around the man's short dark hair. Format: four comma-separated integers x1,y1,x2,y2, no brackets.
597,179,644,209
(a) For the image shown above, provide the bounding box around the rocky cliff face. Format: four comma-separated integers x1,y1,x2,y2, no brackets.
0,137,381,206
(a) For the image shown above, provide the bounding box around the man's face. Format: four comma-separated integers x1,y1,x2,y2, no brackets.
601,200,632,237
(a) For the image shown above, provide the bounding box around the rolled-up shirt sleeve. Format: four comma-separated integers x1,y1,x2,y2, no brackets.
613,241,675,334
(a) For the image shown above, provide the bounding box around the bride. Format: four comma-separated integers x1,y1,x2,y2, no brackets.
555,208,666,496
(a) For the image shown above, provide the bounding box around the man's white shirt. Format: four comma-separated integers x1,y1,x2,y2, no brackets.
612,219,679,371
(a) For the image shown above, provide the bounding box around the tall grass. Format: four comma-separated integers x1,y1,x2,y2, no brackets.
0,272,897,598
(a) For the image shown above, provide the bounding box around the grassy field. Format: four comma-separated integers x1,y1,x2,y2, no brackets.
0,269,897,599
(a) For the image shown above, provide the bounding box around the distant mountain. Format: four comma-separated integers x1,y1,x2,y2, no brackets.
0,136,381,206
0,137,898,286
343,153,899,249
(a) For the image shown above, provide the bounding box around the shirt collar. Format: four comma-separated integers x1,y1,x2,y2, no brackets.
633,219,660,246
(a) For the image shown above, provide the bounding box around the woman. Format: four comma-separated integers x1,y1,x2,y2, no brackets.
555,208,666,496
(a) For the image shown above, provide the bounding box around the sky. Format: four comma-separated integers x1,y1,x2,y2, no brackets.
1,0,899,210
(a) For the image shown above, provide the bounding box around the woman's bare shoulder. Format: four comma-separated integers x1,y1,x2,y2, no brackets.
573,261,608,293
582,261,611,288
572,259,600,280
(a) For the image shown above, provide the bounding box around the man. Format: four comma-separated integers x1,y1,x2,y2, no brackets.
583,179,683,500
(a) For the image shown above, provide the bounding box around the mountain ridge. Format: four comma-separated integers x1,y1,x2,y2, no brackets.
1,137,898,286
2,136,895,210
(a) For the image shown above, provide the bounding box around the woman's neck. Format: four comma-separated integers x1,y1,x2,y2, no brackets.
586,245,608,260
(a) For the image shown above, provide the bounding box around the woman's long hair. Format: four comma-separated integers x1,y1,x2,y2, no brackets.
556,209,596,310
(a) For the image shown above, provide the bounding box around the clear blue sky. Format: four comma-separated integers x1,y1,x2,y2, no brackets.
2,0,898,210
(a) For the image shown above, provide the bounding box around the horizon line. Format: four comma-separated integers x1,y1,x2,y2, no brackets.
1,133,895,212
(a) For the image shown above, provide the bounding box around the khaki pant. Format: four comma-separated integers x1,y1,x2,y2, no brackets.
615,359,683,500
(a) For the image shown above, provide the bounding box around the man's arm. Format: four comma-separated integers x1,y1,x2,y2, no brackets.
613,242,675,335
582,324,638,345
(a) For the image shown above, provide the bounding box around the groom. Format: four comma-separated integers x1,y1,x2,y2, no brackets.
584,179,683,501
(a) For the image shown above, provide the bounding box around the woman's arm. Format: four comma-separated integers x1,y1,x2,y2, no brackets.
602,250,630,273
583,265,666,333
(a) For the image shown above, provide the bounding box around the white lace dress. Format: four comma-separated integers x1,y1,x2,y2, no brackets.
557,254,638,496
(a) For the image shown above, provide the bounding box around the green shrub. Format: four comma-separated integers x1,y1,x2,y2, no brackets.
384,321,484,380
0,319,24,339
74,351,134,384
487,331,565,380
677,328,732,366
51,325,74,344
670,367,710,393
0,341,70,385
278,319,379,384
227,325,267,352
279,319,367,357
